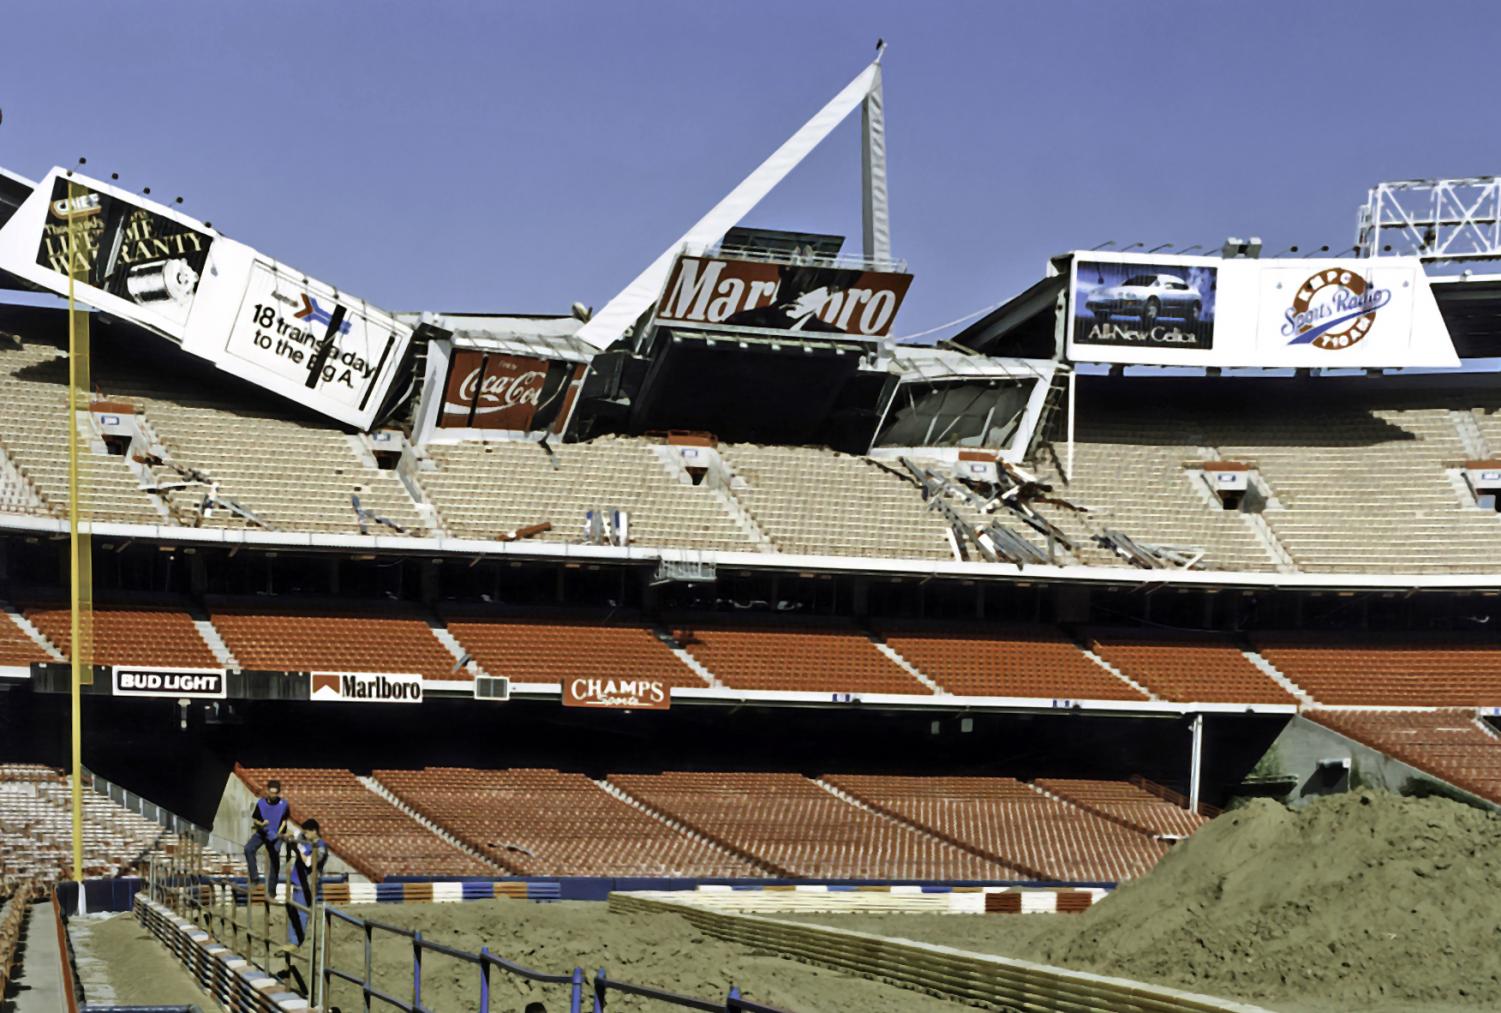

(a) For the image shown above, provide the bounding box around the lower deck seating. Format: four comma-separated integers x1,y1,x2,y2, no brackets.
375,768,757,878
1255,635,1501,706
672,621,930,695
825,774,1171,883
235,766,497,881
608,771,1018,880
0,765,233,885
878,625,1145,700
1309,711,1501,804
1032,778,1206,837
24,603,218,668
212,605,460,680
1089,631,1296,704
444,615,704,688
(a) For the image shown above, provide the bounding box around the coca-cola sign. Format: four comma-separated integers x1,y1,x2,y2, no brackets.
441,350,550,430
656,253,912,337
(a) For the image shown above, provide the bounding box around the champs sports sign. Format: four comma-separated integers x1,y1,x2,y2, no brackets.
439,350,585,431
563,677,670,710
310,671,423,704
656,253,912,337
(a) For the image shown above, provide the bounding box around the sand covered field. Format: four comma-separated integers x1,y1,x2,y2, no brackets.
785,791,1501,1013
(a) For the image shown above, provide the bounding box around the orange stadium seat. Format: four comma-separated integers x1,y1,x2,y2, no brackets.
1255,634,1501,706
878,624,1146,700
1309,711,1501,804
443,614,704,687
825,774,1171,883
235,766,497,881
375,767,758,878
671,621,930,695
24,602,219,669
608,771,1018,880
212,605,461,680
1089,630,1296,704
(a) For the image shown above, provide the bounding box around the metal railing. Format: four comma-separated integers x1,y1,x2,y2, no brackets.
148,844,789,1013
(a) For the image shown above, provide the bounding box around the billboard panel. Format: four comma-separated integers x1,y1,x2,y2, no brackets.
436,348,585,433
219,260,407,419
29,176,213,330
1072,259,1216,351
0,167,411,430
1064,252,1458,368
656,253,912,337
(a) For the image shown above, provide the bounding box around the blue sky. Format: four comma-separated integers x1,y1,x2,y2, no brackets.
2,1,1498,340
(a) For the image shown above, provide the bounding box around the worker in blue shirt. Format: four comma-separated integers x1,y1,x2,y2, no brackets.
244,779,290,896
285,818,330,947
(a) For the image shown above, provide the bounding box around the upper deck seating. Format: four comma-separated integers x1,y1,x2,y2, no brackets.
235,766,497,880
1254,633,1501,707
443,613,703,687
825,774,1170,882
375,767,758,878
877,624,1145,700
608,771,1017,880
672,620,930,694
718,444,956,560
419,438,751,551
1310,710,1501,805
0,611,50,667
211,604,460,680
1089,630,1296,704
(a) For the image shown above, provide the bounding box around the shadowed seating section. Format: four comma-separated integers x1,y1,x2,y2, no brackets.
877,624,1144,700
1309,711,1501,805
444,615,703,688
0,612,49,667
672,621,930,695
0,765,234,885
374,767,757,878
607,771,1019,880
1089,630,1296,704
24,603,218,668
825,774,1171,883
211,605,460,680
235,766,497,881
1032,778,1207,838
1254,634,1501,706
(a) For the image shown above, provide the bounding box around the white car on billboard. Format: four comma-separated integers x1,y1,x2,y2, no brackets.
1085,273,1203,327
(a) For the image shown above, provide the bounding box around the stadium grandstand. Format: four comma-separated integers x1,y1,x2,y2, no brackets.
1,45,1501,1013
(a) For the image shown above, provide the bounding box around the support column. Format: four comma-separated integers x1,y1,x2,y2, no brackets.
1188,713,1204,814
1066,368,1077,482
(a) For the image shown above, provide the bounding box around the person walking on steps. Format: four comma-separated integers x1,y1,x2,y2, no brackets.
284,819,329,947
245,778,290,896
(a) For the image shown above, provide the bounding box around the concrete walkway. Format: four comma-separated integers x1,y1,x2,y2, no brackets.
6,902,65,1013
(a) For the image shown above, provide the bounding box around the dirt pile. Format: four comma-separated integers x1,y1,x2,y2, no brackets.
794,790,1501,1012
1036,791,1501,1010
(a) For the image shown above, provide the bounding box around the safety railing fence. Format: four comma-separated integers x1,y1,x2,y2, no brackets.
149,842,789,1012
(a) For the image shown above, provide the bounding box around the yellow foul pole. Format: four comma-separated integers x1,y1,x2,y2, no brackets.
66,178,86,883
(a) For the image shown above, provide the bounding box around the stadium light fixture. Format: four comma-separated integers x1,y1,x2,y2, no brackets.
1178,244,1204,255
1146,243,1173,253
1088,240,1116,250
1120,242,1144,252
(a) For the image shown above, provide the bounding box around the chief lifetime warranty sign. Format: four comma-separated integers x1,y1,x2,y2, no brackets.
309,671,423,704
112,666,227,699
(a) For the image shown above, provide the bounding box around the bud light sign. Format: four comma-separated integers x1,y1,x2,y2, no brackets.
113,666,227,699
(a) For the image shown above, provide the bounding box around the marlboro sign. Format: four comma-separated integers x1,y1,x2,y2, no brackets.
656,253,911,337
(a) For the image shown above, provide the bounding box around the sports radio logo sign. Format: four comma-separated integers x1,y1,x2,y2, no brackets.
1283,268,1392,351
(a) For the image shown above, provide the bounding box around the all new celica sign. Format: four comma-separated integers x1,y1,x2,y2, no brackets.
112,666,227,699
310,671,423,704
